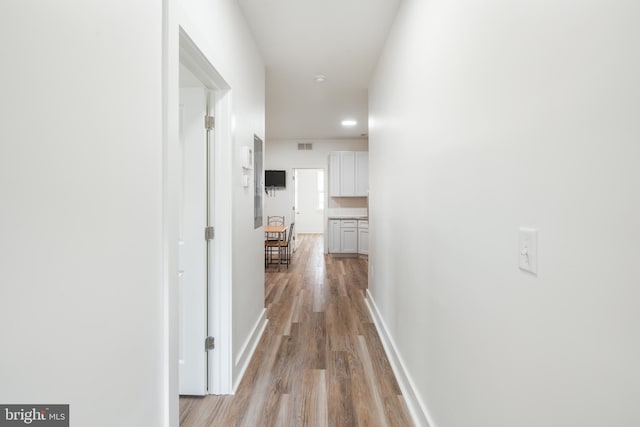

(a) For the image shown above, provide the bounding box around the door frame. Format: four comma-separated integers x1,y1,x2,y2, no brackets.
178,27,233,395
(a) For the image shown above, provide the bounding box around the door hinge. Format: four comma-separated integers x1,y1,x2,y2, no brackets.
204,115,215,131
205,226,215,241
205,336,215,351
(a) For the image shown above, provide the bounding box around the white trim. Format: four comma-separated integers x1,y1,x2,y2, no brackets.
233,309,269,392
365,289,435,427
208,88,234,394
179,29,227,89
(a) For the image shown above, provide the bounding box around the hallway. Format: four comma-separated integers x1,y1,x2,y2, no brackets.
180,234,413,426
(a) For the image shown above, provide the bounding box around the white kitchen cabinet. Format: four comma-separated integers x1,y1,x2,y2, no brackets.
340,220,358,253
340,151,356,196
328,219,341,253
329,151,368,197
329,218,368,255
358,220,368,255
328,152,341,197
355,152,368,197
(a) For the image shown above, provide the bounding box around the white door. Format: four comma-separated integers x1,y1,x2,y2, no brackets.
178,86,208,395
294,169,325,234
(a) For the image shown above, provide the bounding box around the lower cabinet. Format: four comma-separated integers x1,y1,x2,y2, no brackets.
358,226,368,255
328,219,368,254
328,220,341,253
340,226,358,253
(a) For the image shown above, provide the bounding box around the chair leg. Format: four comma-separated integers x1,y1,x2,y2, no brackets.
285,244,290,268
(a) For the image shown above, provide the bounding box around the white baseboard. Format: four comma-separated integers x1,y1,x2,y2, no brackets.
365,290,435,427
232,309,268,393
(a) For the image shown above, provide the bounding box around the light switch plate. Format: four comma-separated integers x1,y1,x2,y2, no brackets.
519,228,538,274
241,146,253,169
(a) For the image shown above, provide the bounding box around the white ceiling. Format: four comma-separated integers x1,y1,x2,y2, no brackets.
238,0,400,140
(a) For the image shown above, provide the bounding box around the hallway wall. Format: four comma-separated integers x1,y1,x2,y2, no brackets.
0,1,265,426
368,1,640,426
0,1,165,426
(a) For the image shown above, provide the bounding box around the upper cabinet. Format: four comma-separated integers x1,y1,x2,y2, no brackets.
329,152,341,196
329,151,368,197
355,152,368,196
340,151,357,196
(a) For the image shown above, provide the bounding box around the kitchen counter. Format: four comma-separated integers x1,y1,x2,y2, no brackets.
327,215,368,220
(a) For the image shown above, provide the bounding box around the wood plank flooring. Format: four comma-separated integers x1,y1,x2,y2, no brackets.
180,234,413,426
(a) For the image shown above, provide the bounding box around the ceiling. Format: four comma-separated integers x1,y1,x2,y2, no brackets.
238,0,400,141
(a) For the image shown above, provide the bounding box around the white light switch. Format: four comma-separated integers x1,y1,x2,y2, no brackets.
519,228,538,274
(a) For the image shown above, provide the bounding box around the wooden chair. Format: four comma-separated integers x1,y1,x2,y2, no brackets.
265,222,295,268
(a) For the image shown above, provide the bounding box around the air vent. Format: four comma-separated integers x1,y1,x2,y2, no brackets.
297,143,313,151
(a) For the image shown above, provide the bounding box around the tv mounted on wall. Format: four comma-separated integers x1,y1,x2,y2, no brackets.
265,170,286,188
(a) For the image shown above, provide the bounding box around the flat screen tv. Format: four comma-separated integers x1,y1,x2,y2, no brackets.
265,170,286,188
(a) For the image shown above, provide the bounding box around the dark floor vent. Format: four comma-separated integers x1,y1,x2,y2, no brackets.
297,143,313,151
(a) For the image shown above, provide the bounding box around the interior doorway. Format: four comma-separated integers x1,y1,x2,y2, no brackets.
293,168,325,235
178,28,233,396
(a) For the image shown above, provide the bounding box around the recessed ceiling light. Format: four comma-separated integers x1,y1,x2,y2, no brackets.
314,74,326,83
341,119,357,127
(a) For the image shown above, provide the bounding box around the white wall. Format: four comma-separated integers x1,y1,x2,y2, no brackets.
0,1,164,426
264,138,368,227
0,1,264,425
369,1,640,427
179,0,265,385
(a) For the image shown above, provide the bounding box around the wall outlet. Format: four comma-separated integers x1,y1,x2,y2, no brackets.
519,228,538,274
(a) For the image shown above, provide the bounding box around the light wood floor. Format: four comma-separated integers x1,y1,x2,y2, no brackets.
180,234,413,426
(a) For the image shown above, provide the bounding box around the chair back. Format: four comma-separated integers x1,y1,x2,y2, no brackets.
287,222,295,243
267,216,285,226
